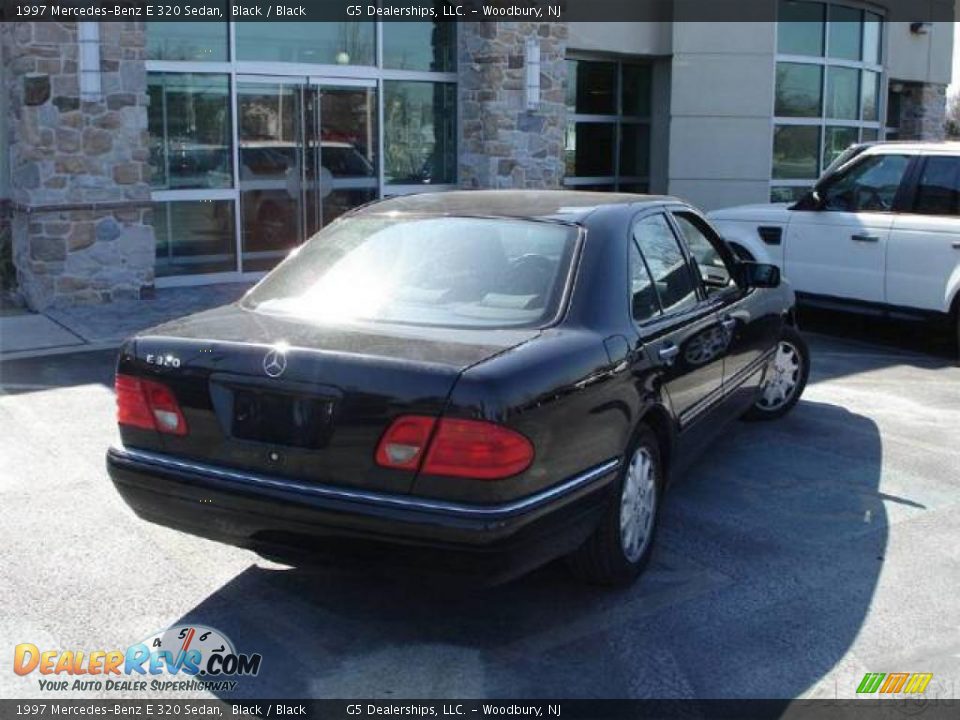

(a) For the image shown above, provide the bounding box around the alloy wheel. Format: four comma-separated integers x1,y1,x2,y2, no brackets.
758,340,803,411
619,446,658,563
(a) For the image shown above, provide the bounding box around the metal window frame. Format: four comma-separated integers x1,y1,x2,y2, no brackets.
563,55,654,193
147,20,458,287
770,0,887,201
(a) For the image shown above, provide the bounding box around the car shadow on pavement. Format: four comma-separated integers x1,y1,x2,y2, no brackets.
800,307,958,384
172,399,886,699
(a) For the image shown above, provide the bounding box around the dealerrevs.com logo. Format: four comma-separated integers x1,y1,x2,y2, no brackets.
14,624,262,693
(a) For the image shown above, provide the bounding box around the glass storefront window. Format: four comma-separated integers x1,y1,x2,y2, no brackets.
777,1,825,56
146,21,228,61
235,22,375,65
383,21,456,72
619,124,650,177
861,71,880,122
145,22,458,280
775,63,823,117
773,4,885,197
567,60,617,114
826,66,859,119
384,81,456,185
863,13,882,65
154,200,237,277
622,65,652,116
565,58,652,191
823,126,858,169
148,73,232,190
828,6,862,60
566,123,616,177
773,125,821,180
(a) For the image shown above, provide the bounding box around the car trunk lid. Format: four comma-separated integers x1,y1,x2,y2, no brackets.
119,304,537,495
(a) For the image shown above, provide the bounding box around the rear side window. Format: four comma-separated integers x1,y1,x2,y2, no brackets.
632,214,699,317
913,156,960,216
243,216,578,329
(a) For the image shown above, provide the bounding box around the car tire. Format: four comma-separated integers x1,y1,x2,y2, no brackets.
566,426,663,586
743,325,810,421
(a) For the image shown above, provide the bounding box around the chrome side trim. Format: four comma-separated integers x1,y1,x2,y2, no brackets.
109,447,621,520
679,346,776,429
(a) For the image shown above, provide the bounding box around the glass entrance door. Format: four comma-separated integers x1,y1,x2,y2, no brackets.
237,77,378,272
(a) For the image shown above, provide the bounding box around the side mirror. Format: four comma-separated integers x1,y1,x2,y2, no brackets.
792,189,825,211
739,261,781,289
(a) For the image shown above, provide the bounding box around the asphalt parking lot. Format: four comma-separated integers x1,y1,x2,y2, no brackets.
1,315,958,700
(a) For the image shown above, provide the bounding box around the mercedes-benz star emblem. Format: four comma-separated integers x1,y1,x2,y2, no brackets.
262,348,287,378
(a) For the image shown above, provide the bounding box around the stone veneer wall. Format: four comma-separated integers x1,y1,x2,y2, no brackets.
3,21,154,310
896,82,948,141
458,23,567,189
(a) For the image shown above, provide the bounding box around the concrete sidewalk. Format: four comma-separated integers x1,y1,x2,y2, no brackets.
0,282,251,359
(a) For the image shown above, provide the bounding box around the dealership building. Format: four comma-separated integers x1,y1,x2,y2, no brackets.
0,4,954,309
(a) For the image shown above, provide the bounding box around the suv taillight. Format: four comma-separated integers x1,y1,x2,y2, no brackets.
375,415,533,480
116,374,188,436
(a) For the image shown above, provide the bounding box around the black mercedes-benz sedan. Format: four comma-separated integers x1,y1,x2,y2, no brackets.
107,191,809,585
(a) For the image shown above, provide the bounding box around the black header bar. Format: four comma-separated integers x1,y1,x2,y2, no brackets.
1,0,955,23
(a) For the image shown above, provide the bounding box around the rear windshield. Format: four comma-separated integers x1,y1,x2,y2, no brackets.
242,215,579,329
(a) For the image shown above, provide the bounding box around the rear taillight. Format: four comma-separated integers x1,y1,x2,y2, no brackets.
374,415,435,470
115,374,188,436
375,415,533,480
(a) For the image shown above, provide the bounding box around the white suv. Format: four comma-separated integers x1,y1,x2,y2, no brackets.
708,142,960,348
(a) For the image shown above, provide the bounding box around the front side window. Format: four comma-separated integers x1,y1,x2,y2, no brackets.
772,1,885,202
244,217,577,329
820,154,909,212
672,213,736,294
632,215,699,316
913,157,960,216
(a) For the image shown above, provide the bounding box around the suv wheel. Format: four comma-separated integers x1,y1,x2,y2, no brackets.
566,426,662,585
743,325,810,421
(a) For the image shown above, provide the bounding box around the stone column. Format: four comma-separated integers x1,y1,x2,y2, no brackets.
3,21,154,310
458,23,567,190
895,82,947,141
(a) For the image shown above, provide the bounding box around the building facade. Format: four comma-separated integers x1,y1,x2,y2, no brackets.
0,3,953,309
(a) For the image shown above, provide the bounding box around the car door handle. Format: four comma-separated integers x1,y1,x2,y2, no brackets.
658,343,680,365
851,234,879,243
953,241,960,250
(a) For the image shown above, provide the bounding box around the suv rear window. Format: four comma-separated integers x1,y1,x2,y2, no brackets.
243,215,578,329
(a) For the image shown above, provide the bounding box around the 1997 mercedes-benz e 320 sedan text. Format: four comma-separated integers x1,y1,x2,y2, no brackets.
107,191,810,585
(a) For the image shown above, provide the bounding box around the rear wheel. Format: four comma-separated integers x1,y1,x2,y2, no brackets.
566,426,662,585
743,325,810,421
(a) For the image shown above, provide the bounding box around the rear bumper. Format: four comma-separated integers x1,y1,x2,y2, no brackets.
107,447,619,582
